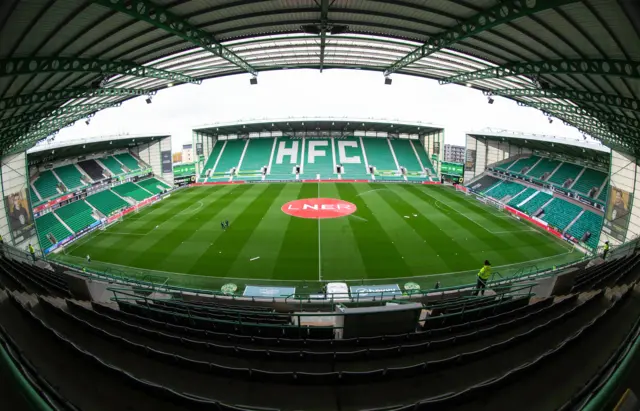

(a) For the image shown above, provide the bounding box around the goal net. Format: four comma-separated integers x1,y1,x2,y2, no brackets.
455,184,470,195
471,191,505,212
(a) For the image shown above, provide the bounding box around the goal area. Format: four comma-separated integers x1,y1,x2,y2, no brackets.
456,185,505,212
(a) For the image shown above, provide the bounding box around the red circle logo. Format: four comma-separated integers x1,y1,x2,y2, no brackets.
281,198,357,219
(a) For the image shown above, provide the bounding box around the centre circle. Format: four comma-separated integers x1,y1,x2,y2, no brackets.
281,198,357,219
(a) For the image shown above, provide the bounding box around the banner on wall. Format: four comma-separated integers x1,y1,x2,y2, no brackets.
196,142,203,156
603,186,632,241
5,187,36,243
161,150,172,173
465,149,476,171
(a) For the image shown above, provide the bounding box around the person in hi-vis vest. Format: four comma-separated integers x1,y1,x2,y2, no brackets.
474,260,491,296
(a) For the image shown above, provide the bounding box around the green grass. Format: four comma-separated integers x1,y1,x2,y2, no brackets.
50,183,580,293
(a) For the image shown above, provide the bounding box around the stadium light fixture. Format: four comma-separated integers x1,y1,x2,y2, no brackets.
250,76,258,85
487,97,494,104
85,118,90,125
548,117,553,124
384,77,392,85
145,95,153,104
167,82,174,88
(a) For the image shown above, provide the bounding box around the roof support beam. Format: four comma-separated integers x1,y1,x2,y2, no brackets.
0,57,200,84
0,102,121,130
383,0,577,76
1,115,85,142
0,86,154,111
440,59,640,85
319,0,329,72
558,114,640,139
92,0,257,77
486,88,640,113
0,115,83,153
519,101,640,129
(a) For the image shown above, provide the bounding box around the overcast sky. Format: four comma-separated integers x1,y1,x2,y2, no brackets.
55,69,586,153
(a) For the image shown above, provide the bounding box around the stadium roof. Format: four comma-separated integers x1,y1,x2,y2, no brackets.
193,117,442,137
0,1,639,155
468,127,610,164
26,133,168,163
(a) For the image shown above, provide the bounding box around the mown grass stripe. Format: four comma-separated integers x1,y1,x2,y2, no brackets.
122,184,257,270
273,183,320,280
334,183,412,279
189,183,287,276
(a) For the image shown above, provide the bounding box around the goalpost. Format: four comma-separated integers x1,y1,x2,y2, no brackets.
470,190,505,212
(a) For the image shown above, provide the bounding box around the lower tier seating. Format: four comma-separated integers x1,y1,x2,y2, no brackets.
112,182,153,202
54,201,96,233
566,210,604,249
518,192,552,214
85,190,128,216
485,181,525,201
35,213,71,249
507,187,536,207
136,178,170,194
540,198,583,231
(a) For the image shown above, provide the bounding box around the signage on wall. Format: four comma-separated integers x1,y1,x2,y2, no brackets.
161,150,172,173
196,142,203,155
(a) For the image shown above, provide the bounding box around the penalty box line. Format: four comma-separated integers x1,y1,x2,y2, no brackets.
433,199,535,235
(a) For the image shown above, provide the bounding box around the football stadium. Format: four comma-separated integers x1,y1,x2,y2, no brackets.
0,1,640,411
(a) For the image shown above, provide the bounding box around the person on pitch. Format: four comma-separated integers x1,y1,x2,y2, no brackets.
225,220,230,229
220,221,225,230
474,260,492,296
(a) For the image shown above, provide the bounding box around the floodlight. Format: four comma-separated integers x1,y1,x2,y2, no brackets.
330,25,349,35
385,77,392,85
301,25,321,35
487,97,494,104
145,96,152,104
250,76,258,85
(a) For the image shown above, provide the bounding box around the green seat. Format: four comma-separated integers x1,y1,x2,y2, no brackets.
238,138,273,175
199,141,225,182
55,164,85,190
211,140,245,178
548,162,583,187
137,178,170,194
526,157,560,179
496,159,517,171
267,137,304,180
411,140,436,175
540,198,582,231
36,213,72,249
485,181,525,202
508,156,540,174
86,190,129,216
100,156,124,175
29,186,41,204
507,187,536,207
300,139,336,179
362,138,398,172
337,137,370,179
112,182,153,201
114,153,140,171
572,168,607,196
55,201,96,233
390,139,423,173
566,211,603,249
518,192,553,215
598,185,609,202
33,170,60,200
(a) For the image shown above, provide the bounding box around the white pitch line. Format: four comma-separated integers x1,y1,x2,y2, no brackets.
356,188,386,197
317,181,322,282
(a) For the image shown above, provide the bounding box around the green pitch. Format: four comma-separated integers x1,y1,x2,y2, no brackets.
52,183,579,292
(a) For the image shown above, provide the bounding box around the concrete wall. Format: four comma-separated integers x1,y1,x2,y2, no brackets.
0,152,40,252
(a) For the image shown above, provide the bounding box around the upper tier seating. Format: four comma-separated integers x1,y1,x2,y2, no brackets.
548,162,583,186
507,187,536,207
495,159,517,171
112,182,153,202
486,181,525,201
540,198,583,231
29,186,41,203
598,185,609,202
527,157,560,179
518,191,553,214
54,200,96,233
200,141,224,181
566,210,603,249
0,258,71,297
33,170,60,200
391,139,423,172
238,138,273,175
54,164,85,190
114,153,140,171
509,156,540,174
213,139,245,175
85,190,128,216
362,138,398,172
35,213,71,249
301,139,336,179
572,168,607,195
100,156,124,175
78,159,106,181
136,178,170,194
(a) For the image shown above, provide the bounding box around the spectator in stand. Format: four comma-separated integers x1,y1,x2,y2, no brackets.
603,241,610,260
